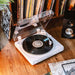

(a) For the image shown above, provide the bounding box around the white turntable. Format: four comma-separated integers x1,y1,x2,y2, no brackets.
13,10,64,65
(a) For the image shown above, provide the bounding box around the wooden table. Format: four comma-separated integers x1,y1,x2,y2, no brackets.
0,18,75,75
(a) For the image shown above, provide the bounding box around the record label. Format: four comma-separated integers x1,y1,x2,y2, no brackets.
32,40,43,48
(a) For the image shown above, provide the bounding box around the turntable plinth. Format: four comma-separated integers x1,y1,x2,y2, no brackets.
0,20,75,75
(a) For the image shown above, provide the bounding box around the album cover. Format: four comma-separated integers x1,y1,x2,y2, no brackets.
20,0,24,19
46,0,52,11
35,0,41,15
26,0,30,18
28,0,35,18
39,0,45,13
49,59,75,75
55,0,59,16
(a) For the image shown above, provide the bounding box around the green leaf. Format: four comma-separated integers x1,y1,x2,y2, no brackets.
0,0,14,4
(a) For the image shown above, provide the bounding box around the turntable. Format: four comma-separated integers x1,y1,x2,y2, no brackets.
13,10,64,65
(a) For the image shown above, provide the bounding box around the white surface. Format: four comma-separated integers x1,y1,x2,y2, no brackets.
15,31,64,65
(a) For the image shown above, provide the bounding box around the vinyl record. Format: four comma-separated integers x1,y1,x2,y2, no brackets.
22,35,53,54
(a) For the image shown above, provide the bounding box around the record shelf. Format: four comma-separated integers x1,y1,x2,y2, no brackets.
11,0,66,26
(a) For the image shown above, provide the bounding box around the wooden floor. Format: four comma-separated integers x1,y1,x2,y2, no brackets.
0,25,75,75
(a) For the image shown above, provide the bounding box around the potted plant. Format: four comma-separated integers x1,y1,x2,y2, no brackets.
0,0,14,10
0,0,14,4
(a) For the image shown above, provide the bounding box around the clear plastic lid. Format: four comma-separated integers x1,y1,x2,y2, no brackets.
13,10,54,41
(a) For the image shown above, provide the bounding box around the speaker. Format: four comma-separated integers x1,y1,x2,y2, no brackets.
62,0,75,39
62,19,75,39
